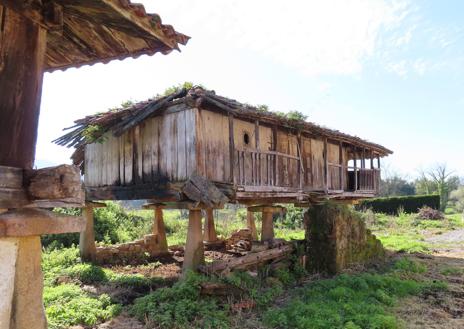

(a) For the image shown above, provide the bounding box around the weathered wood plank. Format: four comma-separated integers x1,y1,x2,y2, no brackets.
228,114,235,183
185,108,196,177
200,244,293,275
123,130,133,184
177,110,187,180
86,184,181,201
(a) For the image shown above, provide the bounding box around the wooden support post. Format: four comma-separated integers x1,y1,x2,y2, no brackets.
247,205,285,241
272,126,278,185
79,202,105,263
228,114,235,183
339,141,343,190
0,7,47,168
203,208,218,242
153,206,168,252
261,209,274,241
183,209,205,272
246,211,258,241
323,138,328,193
80,206,97,262
353,148,358,192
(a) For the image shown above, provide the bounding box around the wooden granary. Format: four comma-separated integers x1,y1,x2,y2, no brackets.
58,87,392,205
57,87,392,272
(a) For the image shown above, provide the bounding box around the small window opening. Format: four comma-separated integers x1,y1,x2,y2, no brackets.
243,132,250,145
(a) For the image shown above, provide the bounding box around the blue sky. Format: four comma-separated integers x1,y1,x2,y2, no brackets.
37,0,464,179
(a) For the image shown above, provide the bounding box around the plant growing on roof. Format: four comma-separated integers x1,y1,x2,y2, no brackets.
82,124,107,144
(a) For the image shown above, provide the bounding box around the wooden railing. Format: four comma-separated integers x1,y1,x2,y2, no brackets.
358,168,380,192
347,168,380,193
235,149,300,187
234,148,380,194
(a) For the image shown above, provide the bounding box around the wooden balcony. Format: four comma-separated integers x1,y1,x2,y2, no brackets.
233,148,381,198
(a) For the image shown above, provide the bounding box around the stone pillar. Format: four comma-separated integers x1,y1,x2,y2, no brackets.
203,208,218,242
261,209,275,241
0,237,48,329
80,206,97,262
153,206,168,252
246,211,258,240
183,209,205,272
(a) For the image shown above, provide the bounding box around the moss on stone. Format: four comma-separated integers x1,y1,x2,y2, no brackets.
306,202,385,274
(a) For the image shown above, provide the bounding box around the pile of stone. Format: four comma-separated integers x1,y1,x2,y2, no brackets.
95,234,168,265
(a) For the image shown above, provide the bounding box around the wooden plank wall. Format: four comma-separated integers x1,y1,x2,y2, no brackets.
84,109,196,187
196,110,231,182
307,138,325,189
276,131,299,187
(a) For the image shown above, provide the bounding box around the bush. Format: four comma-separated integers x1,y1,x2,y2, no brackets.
356,194,440,215
416,206,444,220
43,202,152,249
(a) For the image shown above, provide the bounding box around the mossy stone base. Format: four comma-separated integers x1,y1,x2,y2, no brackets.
305,202,384,274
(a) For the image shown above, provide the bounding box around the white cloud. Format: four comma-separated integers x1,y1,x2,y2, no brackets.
386,60,408,77
147,0,411,77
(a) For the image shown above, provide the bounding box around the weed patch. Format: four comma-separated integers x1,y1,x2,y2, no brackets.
44,284,121,329
263,273,445,329
130,272,229,329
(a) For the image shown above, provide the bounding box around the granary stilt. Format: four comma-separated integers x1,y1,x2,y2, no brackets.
203,208,218,242
153,205,168,253
143,203,169,253
246,210,258,240
183,209,205,272
79,202,105,263
247,206,285,242
80,206,97,262
261,209,275,241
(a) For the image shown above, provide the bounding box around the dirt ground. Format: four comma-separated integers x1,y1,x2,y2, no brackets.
394,229,464,329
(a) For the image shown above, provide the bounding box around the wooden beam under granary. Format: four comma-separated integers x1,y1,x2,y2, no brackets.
0,1,189,328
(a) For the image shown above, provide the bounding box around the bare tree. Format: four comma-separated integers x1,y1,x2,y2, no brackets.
427,164,455,211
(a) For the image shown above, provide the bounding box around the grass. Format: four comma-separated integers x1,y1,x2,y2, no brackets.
362,209,463,254
41,246,168,328
44,284,121,329
440,266,464,276
263,259,446,329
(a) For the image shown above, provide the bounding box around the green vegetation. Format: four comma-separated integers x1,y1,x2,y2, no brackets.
82,124,107,144
44,284,121,329
440,266,464,276
41,246,166,328
392,257,427,274
39,200,461,328
356,194,440,215
361,208,463,253
263,263,446,329
130,272,229,329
